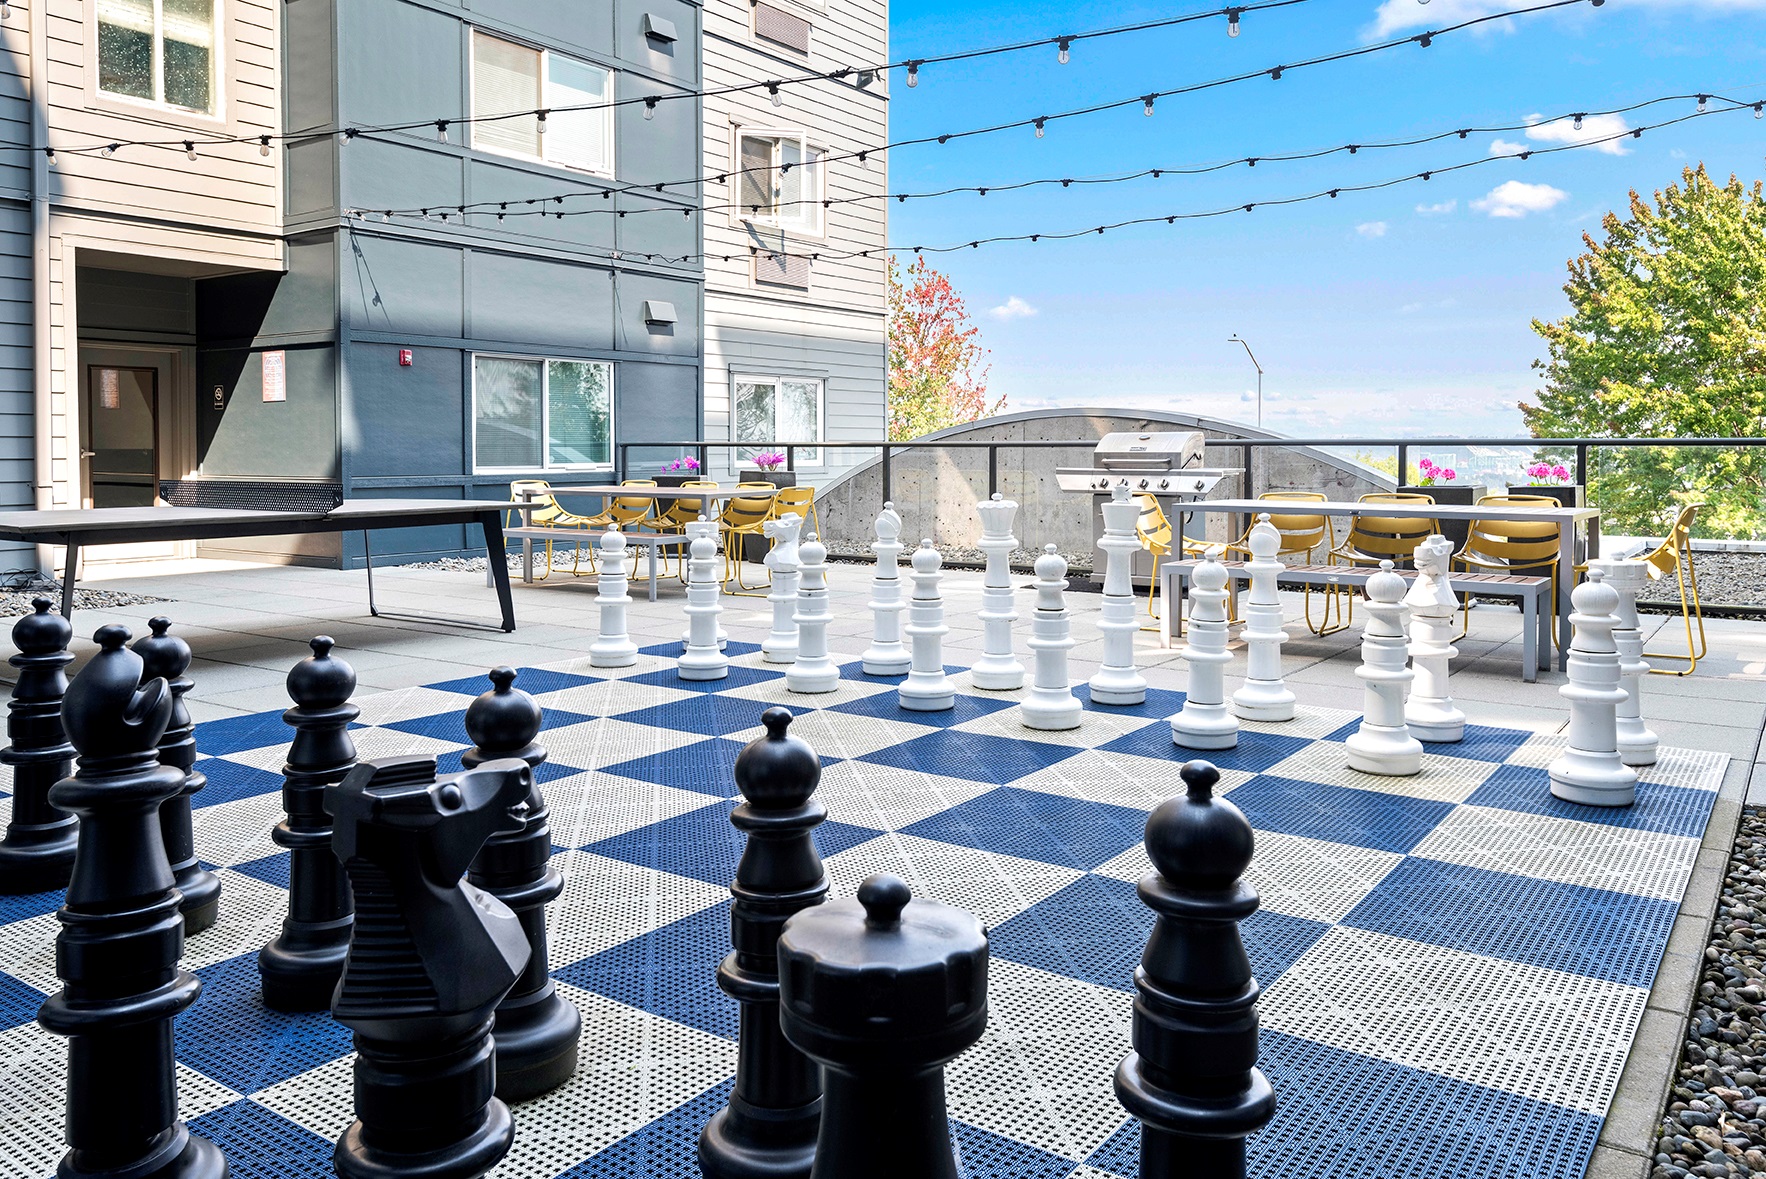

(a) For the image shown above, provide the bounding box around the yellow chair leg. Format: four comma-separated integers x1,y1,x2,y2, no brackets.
1646,553,1708,675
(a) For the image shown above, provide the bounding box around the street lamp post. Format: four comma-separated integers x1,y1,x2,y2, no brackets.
1228,334,1264,429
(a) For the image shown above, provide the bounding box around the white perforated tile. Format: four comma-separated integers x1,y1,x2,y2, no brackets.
348,685,470,727
250,1052,356,1142
1260,741,1497,804
811,761,1000,831
1506,733,1570,770
1239,703,1361,741
549,774,729,849
723,708,937,761
1412,805,1702,902
346,727,466,764
823,833,1084,928
547,849,729,970
179,870,298,972
1639,745,1732,790
190,792,286,868
1261,925,1647,1115
951,706,1146,750
1013,750,1255,811
718,674,893,712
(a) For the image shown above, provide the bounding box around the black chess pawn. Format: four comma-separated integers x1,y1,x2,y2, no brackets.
462,666,581,1101
328,753,533,1179
0,598,78,893
259,636,360,1012
777,873,989,1179
699,706,829,1178
37,624,226,1179
133,617,221,934
1114,760,1276,1179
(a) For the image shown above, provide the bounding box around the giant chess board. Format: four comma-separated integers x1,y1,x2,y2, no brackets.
0,642,1728,1179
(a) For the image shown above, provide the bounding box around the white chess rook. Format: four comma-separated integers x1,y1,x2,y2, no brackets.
1171,556,1239,750
899,539,956,712
1090,485,1149,706
1550,569,1639,806
589,526,639,668
787,533,840,694
1232,514,1296,722
1403,534,1466,743
1346,561,1422,776
761,512,804,665
972,493,1027,691
1022,544,1083,731
862,501,912,676
1595,558,1660,767
678,517,729,682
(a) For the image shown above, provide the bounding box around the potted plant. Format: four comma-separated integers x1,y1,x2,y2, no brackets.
655,455,704,488
1514,459,1585,508
1398,457,1487,550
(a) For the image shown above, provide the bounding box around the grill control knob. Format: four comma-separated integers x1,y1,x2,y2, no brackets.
1138,479,1149,489
1193,480,1206,492
1159,480,1170,490
1118,478,1129,487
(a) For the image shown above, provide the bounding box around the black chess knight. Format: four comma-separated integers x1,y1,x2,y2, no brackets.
328,753,532,1179
0,598,78,893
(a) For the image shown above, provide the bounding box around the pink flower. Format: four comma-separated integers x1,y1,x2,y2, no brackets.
1552,464,1569,480
1443,468,1457,481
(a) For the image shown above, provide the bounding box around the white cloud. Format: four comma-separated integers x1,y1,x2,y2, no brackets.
1471,180,1569,219
1489,138,1528,156
1356,221,1389,238
988,296,1037,321
1415,199,1457,215
1370,0,1766,36
1524,112,1632,155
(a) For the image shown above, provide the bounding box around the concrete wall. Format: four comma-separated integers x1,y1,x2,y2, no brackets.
813,408,1394,565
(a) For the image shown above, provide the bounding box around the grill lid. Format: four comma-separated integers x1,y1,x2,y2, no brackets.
1093,431,1207,472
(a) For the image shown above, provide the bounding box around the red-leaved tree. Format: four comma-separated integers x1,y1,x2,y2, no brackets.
886,254,1003,439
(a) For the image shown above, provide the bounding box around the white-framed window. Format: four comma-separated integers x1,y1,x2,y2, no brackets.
734,374,823,465
472,355,614,472
735,130,823,235
97,0,220,114
471,30,614,176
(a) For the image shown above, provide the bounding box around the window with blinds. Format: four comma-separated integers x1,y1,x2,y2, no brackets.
734,131,822,234
97,0,216,113
471,31,613,176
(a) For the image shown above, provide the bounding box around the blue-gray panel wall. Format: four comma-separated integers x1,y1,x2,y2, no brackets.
468,250,612,352
344,233,465,339
284,0,338,220
343,343,465,480
197,345,340,479
0,199,30,569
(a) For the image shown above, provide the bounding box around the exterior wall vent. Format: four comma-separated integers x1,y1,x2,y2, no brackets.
754,252,811,290
641,299,679,326
753,2,811,54
642,13,678,42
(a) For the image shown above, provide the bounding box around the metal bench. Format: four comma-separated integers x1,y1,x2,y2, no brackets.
504,526,690,602
1158,559,1551,683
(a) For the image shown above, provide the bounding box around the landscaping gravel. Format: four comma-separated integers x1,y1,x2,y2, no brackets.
0,581,168,617
1654,808,1766,1179
823,539,1095,574
1639,551,1766,611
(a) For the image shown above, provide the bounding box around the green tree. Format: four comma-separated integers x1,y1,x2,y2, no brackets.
1522,165,1766,538
886,254,1004,439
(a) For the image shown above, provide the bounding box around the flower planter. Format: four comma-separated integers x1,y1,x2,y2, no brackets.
738,470,796,563
1508,484,1585,510
1397,484,1488,552
654,474,700,488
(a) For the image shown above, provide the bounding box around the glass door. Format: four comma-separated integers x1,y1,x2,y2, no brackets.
82,364,160,508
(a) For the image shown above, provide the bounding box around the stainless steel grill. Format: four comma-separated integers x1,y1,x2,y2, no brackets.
1056,431,1235,498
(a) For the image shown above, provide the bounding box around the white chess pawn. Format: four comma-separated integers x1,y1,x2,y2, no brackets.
589,525,638,668
1171,555,1239,750
899,539,955,712
862,501,912,676
1594,558,1659,767
972,493,1026,691
1022,544,1083,731
1549,568,1638,806
678,517,728,682
1403,534,1466,742
1090,485,1148,706
1346,560,1422,776
761,512,804,665
787,533,840,694
1231,514,1296,722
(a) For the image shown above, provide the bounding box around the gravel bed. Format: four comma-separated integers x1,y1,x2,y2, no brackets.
823,539,1095,574
1654,808,1766,1179
1639,551,1766,611
0,581,168,617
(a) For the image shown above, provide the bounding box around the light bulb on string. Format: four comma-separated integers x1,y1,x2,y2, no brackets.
1143,95,1155,117
905,62,919,88
184,141,197,162
436,120,450,143
1227,8,1241,37
103,143,118,157
767,83,781,107
259,135,271,156
340,128,357,146
1572,113,1583,130
1033,118,1046,139
1697,94,1708,112
644,97,658,120
1057,37,1072,65
1756,103,1764,119
537,110,548,135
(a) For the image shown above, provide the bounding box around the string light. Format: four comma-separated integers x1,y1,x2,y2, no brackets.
1057,37,1072,64
1756,103,1763,118
1572,112,1583,130
767,82,782,107
1143,95,1156,116
340,128,357,146
1697,94,1708,112
1228,7,1242,36
184,141,197,161
1034,118,1046,138
103,143,118,156
259,135,271,157
436,120,450,142
42,147,53,165
644,97,658,120
537,110,548,134
905,62,920,87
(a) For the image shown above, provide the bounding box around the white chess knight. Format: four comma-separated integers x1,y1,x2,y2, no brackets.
1402,534,1466,743
1022,544,1083,731
1345,560,1422,776
1595,558,1659,767
1171,554,1239,750
1549,568,1639,806
1231,514,1296,722
1089,485,1148,706
786,533,840,694
972,493,1026,691
761,511,804,665
677,517,728,682
899,539,955,712
589,525,639,668
861,501,912,676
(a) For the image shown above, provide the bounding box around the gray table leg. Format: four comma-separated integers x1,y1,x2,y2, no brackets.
1557,526,1574,670
1159,564,1173,649
60,540,78,621
1521,590,1538,684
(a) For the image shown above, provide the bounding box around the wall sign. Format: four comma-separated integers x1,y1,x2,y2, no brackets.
212,385,224,410
262,350,287,402
399,349,413,367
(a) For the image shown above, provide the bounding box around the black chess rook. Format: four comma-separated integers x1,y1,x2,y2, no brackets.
1114,760,1276,1179
37,624,226,1179
777,873,989,1179
699,707,828,1179
259,636,360,1012
133,618,222,933
462,666,581,1101
0,598,78,893
327,753,533,1179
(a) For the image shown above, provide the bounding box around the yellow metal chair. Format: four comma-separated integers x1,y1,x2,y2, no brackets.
1640,502,1708,676
1133,493,1213,620
1454,494,1563,645
653,480,720,581
1320,493,1440,635
770,485,821,539
505,479,596,579
1222,492,1337,634
720,482,779,594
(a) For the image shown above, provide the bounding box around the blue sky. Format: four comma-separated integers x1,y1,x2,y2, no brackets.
885,0,1766,436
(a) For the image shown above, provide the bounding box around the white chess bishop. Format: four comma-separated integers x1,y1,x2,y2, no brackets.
786,533,840,694
972,493,1026,691
1594,558,1660,767
761,512,803,665
899,540,955,711
1089,485,1148,706
1549,568,1638,807
1022,544,1083,731
1231,514,1296,722
677,517,728,681
1170,554,1239,750
589,525,638,668
1345,560,1422,776
1402,534,1466,743
861,501,912,676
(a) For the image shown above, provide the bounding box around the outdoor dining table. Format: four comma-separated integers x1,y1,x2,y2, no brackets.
1170,497,1601,669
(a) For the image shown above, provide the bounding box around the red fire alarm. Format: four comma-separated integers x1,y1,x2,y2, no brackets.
398,349,413,367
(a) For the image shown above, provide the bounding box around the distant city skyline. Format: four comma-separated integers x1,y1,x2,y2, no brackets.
888,0,1766,437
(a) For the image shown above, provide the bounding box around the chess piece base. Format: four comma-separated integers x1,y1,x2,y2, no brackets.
1345,727,1423,776
859,651,910,677
1087,671,1147,708
1231,684,1296,723
59,1124,228,1179
898,683,954,712
258,916,353,1012
589,644,637,668
335,1101,515,1179
969,659,1025,692
785,667,840,694
493,989,583,1102
1021,693,1082,731
761,644,798,666
1549,751,1637,807
698,1104,819,1179
1171,704,1238,750
678,654,730,682
0,827,77,893
1404,705,1465,744
1618,734,1660,768
174,865,221,935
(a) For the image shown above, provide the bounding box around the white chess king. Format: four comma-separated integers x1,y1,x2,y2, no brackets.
972,493,1026,691
1549,568,1638,807
1089,485,1148,706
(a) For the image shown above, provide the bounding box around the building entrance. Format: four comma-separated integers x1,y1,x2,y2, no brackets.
82,361,159,509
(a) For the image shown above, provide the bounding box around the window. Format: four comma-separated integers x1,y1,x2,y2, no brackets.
734,375,822,465
736,132,823,234
473,356,614,472
472,31,613,175
98,0,218,113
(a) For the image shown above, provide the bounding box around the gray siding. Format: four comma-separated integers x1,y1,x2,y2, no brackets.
0,199,29,570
